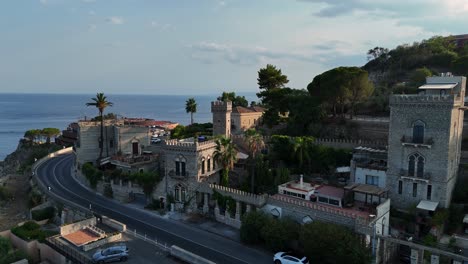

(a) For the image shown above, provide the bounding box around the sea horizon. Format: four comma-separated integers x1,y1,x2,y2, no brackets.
0,92,258,161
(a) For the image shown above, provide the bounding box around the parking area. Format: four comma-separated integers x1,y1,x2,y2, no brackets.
86,233,182,264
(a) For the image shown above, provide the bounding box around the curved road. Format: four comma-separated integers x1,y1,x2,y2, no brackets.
36,154,272,264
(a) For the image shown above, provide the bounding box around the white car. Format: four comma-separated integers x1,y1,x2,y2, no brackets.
273,252,309,264
151,138,161,144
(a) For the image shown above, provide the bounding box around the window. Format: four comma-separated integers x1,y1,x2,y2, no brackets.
201,159,205,174
181,188,186,202
408,156,416,176
413,120,425,144
213,160,216,170
427,185,432,200
181,162,186,176
417,157,424,177
408,153,424,178
318,196,328,203
398,181,403,194
366,175,379,186
109,139,114,148
207,159,211,172
175,161,180,176
329,199,340,206
175,186,180,201
413,183,417,198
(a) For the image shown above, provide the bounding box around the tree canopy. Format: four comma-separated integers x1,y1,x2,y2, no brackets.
217,92,248,107
307,67,374,118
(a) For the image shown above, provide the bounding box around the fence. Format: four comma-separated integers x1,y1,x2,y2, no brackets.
124,229,170,252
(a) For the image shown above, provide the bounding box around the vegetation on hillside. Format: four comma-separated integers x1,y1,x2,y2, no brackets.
240,211,371,264
24,128,61,144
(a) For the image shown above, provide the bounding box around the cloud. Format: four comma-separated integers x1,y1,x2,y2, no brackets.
150,21,173,31
188,41,320,65
107,17,124,25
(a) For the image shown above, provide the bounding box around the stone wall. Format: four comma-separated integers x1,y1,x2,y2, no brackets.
82,233,122,252
265,195,362,232
60,217,96,236
102,216,126,232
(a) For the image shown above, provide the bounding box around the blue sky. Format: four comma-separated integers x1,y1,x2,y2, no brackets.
0,0,467,95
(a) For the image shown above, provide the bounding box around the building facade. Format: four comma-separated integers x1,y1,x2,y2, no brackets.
153,138,221,210
231,106,264,134
386,75,467,209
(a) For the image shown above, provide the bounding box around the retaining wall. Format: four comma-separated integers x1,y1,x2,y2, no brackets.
170,245,216,264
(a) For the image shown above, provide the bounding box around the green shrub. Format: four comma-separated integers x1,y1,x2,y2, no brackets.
240,211,269,244
11,221,57,242
31,207,55,221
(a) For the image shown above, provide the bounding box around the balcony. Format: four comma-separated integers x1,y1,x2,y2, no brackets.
168,169,189,180
399,169,431,182
400,136,433,149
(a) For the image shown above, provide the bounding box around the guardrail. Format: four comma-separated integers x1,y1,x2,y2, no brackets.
124,229,170,252
32,147,93,217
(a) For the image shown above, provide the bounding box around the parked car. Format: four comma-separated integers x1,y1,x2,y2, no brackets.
92,245,129,263
273,252,309,264
151,138,162,144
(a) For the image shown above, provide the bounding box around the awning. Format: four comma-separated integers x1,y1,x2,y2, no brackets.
271,208,280,217
236,152,249,160
419,83,457,90
302,215,313,224
416,200,439,211
336,166,350,173
463,214,468,224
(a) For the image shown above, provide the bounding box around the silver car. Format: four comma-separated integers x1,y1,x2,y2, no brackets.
92,245,129,263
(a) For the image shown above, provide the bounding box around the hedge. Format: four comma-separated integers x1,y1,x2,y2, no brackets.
31,206,55,221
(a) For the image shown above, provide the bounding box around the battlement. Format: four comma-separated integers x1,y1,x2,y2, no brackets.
163,138,217,150
211,100,232,112
78,119,124,127
390,94,462,105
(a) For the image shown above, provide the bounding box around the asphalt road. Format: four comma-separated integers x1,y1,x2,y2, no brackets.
36,154,272,264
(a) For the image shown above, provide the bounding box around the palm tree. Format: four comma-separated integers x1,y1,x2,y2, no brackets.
244,129,265,193
86,93,113,162
291,136,312,172
213,136,238,186
185,97,197,125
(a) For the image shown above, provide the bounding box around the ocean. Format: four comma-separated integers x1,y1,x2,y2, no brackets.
0,93,257,161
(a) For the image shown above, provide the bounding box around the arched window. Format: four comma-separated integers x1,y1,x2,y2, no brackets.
175,155,187,176
175,184,186,202
408,153,425,178
412,120,425,144
207,157,211,172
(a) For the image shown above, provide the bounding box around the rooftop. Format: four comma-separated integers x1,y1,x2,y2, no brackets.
315,185,345,199
279,180,318,193
232,106,265,114
62,228,103,247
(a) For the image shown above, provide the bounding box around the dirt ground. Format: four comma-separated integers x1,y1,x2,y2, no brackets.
0,173,30,231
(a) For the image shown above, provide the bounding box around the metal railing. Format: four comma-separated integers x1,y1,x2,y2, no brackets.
124,229,170,252
45,236,92,264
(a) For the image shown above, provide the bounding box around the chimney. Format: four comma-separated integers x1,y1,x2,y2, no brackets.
300,174,304,188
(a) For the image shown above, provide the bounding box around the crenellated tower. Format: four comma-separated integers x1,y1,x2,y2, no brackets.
211,101,232,138
386,74,467,209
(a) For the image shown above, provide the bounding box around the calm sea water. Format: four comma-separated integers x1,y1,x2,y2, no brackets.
0,93,257,161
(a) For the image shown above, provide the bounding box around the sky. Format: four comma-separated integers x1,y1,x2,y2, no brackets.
0,0,467,95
